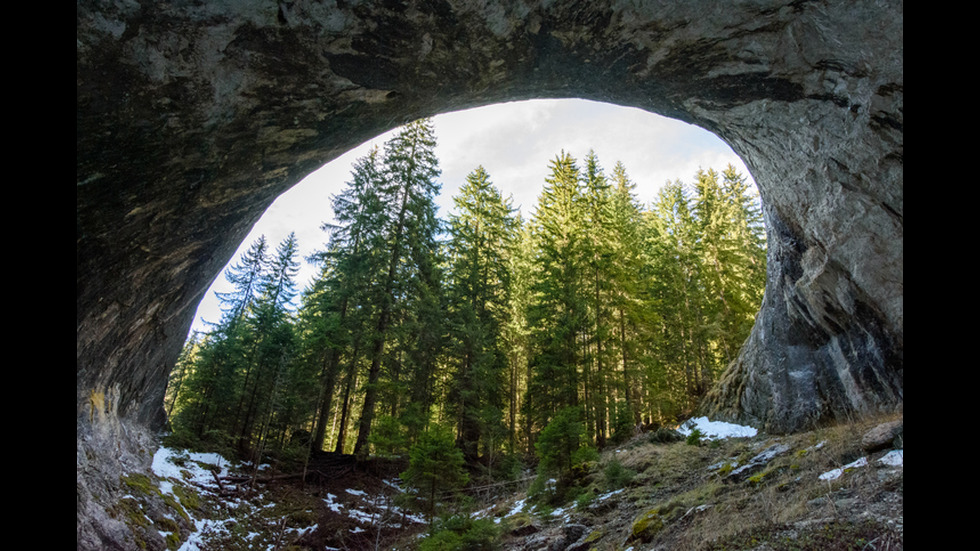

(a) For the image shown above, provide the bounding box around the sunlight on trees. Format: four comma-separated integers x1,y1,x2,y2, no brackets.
164,116,767,493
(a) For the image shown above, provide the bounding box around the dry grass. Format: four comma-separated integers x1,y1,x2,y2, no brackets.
500,411,903,550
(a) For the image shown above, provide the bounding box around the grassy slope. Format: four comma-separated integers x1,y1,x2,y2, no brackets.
150,412,903,550
483,412,904,550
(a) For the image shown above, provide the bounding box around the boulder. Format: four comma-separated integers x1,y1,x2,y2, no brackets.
862,420,904,453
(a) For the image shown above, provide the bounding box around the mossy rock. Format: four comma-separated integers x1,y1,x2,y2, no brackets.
171,484,201,512
506,512,539,536
630,507,665,543
649,428,683,444
287,509,319,526
122,473,160,496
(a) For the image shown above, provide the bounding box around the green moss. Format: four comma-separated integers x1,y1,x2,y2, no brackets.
122,473,160,497
171,484,201,512
156,516,180,533
631,507,665,542
287,509,318,526
747,469,775,486
165,532,182,551
701,519,901,550
110,497,152,550
119,497,151,528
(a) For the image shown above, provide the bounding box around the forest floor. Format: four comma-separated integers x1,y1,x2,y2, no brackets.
150,412,903,550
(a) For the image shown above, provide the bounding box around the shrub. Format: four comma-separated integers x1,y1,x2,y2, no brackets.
400,423,469,519
649,427,683,444
574,488,597,510
610,403,636,445
420,515,500,551
535,407,595,481
369,415,409,459
603,459,636,489
686,427,705,446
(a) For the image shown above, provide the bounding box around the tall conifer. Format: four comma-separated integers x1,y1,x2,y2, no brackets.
353,118,443,458
524,151,588,437
445,166,517,462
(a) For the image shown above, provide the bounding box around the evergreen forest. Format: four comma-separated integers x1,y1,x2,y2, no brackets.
164,118,767,511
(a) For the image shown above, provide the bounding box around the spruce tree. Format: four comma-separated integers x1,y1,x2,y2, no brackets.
580,150,615,447
234,233,301,458
606,161,654,429
400,423,470,521
503,217,535,456
523,151,588,437
304,146,388,453
353,118,443,458
445,166,517,463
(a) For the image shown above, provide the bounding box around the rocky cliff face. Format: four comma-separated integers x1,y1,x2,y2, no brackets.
77,1,901,547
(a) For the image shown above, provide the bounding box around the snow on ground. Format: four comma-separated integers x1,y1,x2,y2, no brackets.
676,417,903,482
148,417,901,548
677,416,759,439
152,446,248,551
152,447,231,487
818,449,903,481
675,417,903,482
151,445,428,550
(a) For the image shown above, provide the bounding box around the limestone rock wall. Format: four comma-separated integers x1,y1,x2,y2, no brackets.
77,1,901,546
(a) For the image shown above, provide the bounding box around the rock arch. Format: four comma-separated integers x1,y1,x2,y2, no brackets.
77,1,901,537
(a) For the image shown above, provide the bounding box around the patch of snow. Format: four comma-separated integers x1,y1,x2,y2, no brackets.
677,416,758,440
506,498,527,517
707,459,736,471
382,479,404,491
324,493,344,514
346,488,367,496
597,489,623,501
819,457,869,481
878,449,903,467
152,446,231,488
726,443,791,479
818,448,903,481
346,506,378,524
549,505,572,523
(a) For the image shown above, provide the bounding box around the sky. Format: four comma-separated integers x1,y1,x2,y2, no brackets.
188,98,755,335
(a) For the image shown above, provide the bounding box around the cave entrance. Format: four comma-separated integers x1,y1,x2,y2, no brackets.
78,0,901,442
171,98,767,458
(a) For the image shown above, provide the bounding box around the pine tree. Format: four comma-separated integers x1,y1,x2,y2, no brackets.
645,181,705,415
234,233,301,458
606,161,655,430
720,164,767,339
580,151,615,447
304,146,388,453
530,405,597,504
213,236,270,330
400,423,470,520
445,166,518,463
353,118,443,458
640,166,766,417
171,236,271,445
523,151,589,437
502,216,535,456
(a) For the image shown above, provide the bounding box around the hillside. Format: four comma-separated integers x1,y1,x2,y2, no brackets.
126,412,902,550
